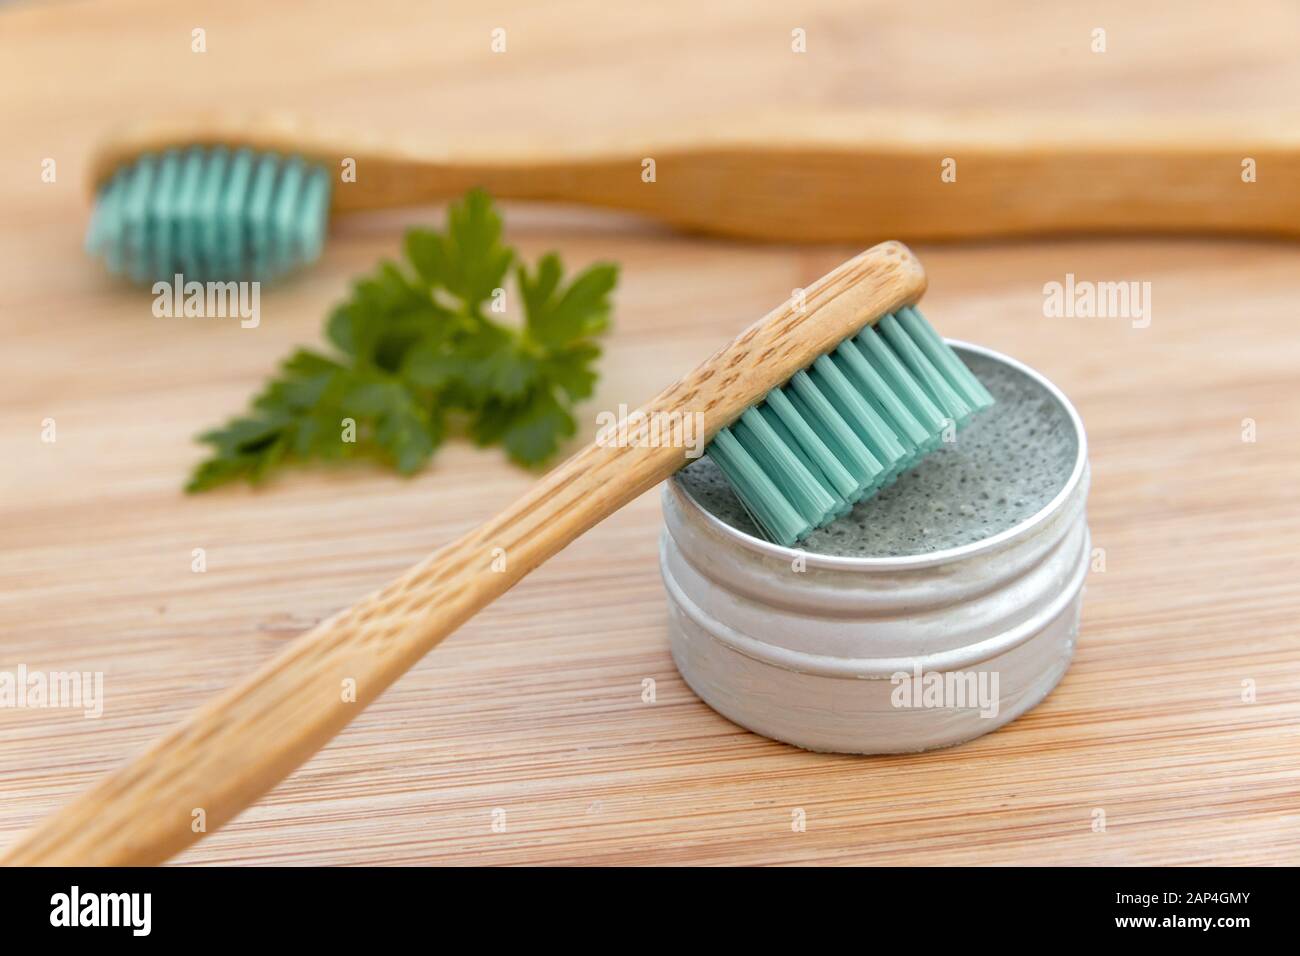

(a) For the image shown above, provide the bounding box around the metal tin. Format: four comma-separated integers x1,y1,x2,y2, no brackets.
659,342,1090,754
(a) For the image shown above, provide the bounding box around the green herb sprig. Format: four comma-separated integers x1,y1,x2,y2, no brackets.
187,190,617,492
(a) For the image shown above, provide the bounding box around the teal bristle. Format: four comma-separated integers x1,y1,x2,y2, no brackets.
85,146,332,284
705,307,994,547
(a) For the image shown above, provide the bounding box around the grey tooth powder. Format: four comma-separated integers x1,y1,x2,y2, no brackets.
676,351,1078,557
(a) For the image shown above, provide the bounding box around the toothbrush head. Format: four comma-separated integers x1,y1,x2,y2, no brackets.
85,146,331,285
706,305,995,546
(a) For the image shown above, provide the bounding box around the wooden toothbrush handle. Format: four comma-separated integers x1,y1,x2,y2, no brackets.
90,112,1300,240
1,240,926,866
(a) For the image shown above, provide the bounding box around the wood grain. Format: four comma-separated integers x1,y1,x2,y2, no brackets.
1,0,1298,866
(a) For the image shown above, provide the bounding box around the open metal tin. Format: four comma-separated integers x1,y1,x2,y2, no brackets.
660,342,1090,753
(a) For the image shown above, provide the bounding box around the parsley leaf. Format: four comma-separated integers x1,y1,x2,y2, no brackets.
520,253,617,349
405,189,514,311
187,189,616,491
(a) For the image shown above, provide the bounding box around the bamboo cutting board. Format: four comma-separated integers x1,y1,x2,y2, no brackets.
1,0,1298,865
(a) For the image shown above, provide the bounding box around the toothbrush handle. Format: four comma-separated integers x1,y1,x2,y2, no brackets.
1,240,926,866
90,113,1300,240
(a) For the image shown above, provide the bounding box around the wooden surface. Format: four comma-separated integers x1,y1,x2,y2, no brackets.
1,0,1298,866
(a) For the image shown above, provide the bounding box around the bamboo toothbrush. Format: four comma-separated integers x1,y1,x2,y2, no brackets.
85,111,1300,284
2,241,990,865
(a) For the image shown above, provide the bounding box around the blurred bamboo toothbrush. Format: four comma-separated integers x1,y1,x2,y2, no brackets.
85,111,1300,284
